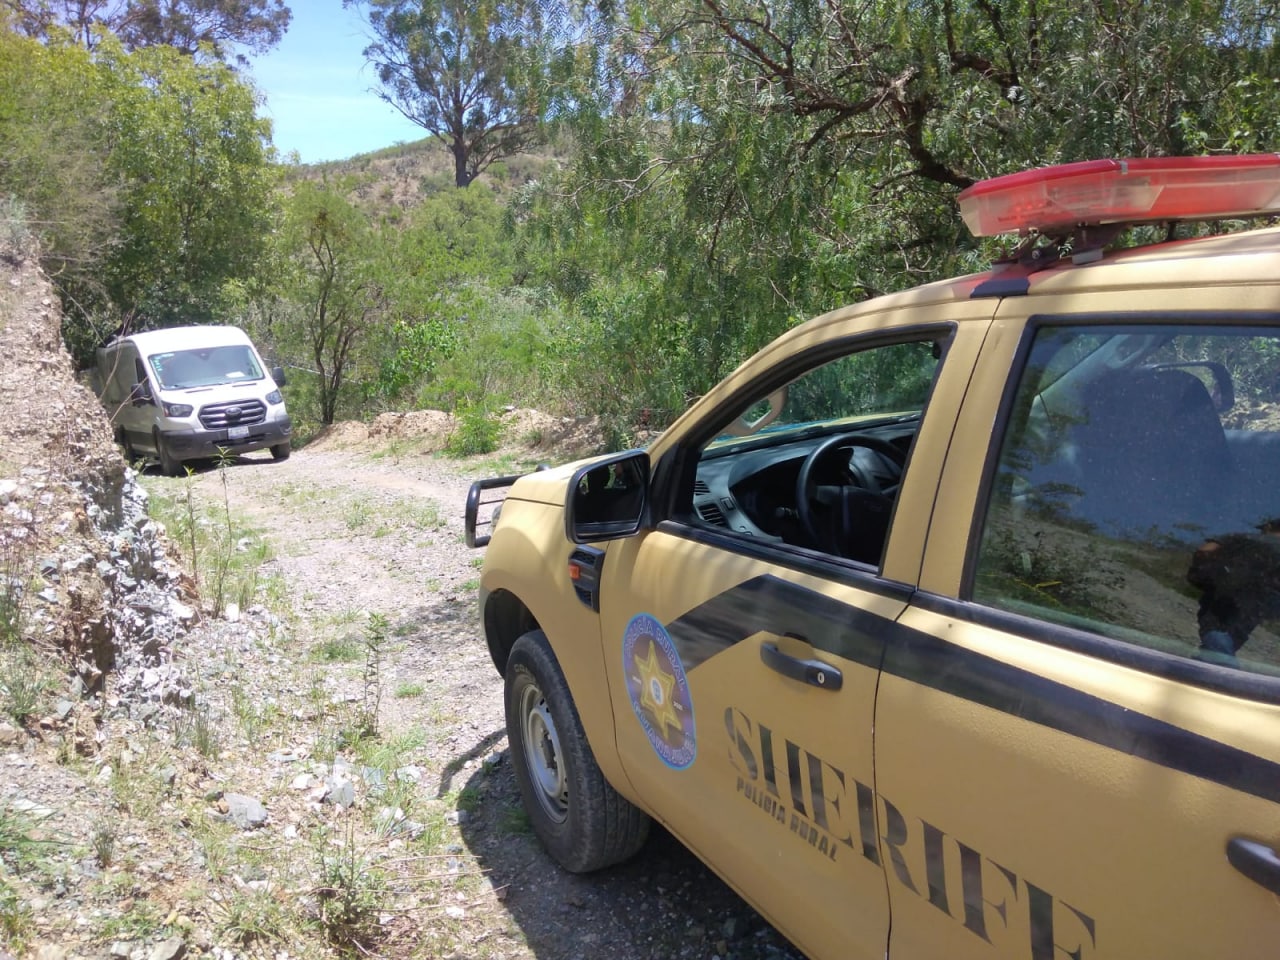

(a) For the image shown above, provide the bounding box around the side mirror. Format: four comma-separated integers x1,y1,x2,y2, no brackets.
565,450,650,544
129,380,154,406
271,365,287,387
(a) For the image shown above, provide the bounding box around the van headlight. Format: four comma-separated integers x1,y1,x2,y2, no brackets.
162,402,193,417
266,390,283,405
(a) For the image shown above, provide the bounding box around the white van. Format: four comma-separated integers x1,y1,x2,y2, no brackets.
96,325,292,475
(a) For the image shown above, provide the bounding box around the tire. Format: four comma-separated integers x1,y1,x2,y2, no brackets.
270,441,291,461
154,430,183,477
505,629,650,872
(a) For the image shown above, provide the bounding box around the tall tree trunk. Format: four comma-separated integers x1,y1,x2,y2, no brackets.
452,138,472,188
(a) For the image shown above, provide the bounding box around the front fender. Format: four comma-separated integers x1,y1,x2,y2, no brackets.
479,497,637,805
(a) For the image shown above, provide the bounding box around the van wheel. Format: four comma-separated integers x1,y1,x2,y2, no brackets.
505,629,650,873
270,441,291,461
154,431,182,477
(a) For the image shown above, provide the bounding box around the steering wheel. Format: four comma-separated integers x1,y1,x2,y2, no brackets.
795,433,908,559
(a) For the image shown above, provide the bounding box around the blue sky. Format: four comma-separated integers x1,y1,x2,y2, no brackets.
244,0,428,164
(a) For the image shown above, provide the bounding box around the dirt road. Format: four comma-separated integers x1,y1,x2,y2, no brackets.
184,440,805,960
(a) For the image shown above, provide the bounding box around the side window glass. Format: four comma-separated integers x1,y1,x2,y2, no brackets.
690,339,941,566
974,324,1280,677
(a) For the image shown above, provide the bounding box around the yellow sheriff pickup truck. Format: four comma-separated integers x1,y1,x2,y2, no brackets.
466,156,1280,960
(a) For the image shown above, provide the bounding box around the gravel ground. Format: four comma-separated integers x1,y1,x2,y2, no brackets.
173,440,807,960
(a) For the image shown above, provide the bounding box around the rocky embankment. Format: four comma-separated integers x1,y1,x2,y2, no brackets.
0,252,197,742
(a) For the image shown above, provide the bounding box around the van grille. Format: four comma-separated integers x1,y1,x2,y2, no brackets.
199,399,267,429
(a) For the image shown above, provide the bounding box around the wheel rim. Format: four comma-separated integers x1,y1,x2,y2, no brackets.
518,681,569,824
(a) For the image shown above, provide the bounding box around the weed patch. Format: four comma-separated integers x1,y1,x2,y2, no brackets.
0,644,55,724
144,469,279,618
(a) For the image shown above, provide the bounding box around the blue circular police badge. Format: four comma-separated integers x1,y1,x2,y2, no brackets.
622,613,696,770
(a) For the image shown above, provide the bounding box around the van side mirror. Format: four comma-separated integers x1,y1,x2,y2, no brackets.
271,365,287,387
129,380,154,406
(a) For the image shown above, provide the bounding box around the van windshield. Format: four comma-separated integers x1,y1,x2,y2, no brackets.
148,346,264,389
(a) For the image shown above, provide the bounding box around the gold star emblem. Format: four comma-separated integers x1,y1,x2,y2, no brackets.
635,639,682,741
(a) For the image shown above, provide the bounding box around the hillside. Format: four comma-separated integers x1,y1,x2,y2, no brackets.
280,136,569,217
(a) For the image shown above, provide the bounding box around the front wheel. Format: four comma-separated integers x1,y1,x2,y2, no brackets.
505,629,650,872
154,430,183,477
270,441,291,461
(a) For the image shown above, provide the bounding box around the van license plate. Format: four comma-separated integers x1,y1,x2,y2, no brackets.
228,426,249,439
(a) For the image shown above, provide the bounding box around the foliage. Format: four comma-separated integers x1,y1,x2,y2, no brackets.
0,31,278,367
0,32,120,325
349,0,546,186
0,196,34,260
144,468,277,619
0,645,55,724
445,404,502,456
0,538,25,647
313,819,387,948
5,0,292,60
99,40,277,332
507,0,1280,436
359,613,386,739
264,182,385,425
370,187,514,403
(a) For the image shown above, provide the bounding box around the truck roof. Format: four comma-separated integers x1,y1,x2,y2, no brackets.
112,325,254,356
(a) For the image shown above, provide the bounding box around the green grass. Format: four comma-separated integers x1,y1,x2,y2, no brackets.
0,801,55,875
344,497,373,531
454,785,482,814
368,438,424,461
143,472,283,618
394,682,425,698
95,898,167,943
314,637,364,663
174,702,221,758
0,876,33,949
342,493,446,539
0,644,56,724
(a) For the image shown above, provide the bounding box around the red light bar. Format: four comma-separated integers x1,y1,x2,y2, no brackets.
958,155,1280,237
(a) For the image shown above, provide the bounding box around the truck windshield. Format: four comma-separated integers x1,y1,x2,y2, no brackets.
149,346,264,389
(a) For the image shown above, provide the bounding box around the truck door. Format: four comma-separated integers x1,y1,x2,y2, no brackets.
592,313,989,960
878,310,1280,959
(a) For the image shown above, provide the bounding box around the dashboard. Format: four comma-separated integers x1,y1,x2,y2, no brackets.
690,422,917,551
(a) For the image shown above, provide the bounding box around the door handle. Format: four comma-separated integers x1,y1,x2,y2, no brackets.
760,641,842,691
1226,837,1280,895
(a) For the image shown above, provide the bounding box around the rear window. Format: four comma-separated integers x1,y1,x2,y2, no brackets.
973,322,1280,678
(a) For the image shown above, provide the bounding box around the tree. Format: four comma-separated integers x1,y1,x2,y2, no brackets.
371,186,513,402
349,0,544,187
0,33,278,365
3,0,291,60
511,0,1280,436
0,31,120,297
100,39,277,331
274,183,386,425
